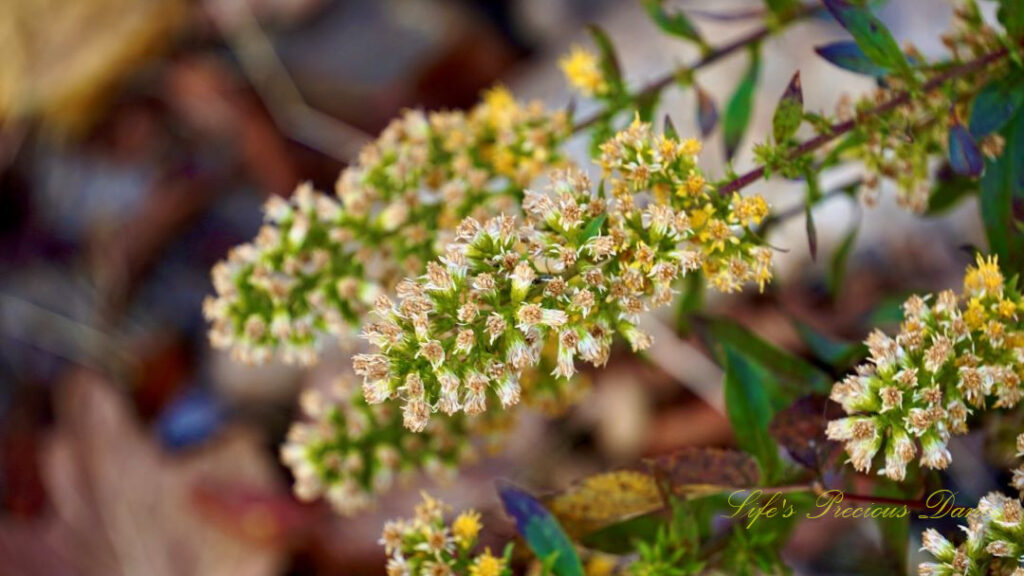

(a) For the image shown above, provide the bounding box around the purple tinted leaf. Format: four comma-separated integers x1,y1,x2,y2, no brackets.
695,84,719,138
814,41,888,77
768,394,844,471
949,121,984,178
498,482,583,576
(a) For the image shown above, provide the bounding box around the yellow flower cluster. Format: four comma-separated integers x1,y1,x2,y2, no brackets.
380,493,510,576
827,255,1023,481
559,45,608,98
598,119,773,293
203,87,569,365
355,119,772,431
280,377,476,515
918,493,1024,576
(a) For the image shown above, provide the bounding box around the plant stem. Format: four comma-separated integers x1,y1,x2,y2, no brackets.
571,3,823,133
761,178,859,231
717,46,1011,196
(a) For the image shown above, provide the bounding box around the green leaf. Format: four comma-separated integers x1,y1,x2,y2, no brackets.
763,0,800,17
675,270,704,334
822,0,912,79
663,115,679,140
585,25,625,96
697,316,833,395
641,0,705,47
970,77,1024,138
793,321,867,369
499,482,584,576
997,0,1024,38
580,213,607,243
723,46,761,160
814,41,891,77
926,169,978,215
579,513,664,555
827,223,858,298
772,71,804,144
723,347,782,482
980,110,1024,270
804,205,818,261
636,89,662,122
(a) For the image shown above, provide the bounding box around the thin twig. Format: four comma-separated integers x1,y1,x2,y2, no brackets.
571,3,823,133
205,0,373,162
761,178,860,230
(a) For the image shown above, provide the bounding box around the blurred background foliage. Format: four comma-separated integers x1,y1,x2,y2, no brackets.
0,0,1016,574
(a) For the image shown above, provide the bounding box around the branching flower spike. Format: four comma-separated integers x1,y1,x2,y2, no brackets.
356,119,773,431
828,255,1024,481
204,88,569,365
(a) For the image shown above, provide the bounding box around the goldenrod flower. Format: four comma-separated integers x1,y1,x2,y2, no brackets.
559,45,607,97
452,510,483,548
380,494,511,576
470,549,505,576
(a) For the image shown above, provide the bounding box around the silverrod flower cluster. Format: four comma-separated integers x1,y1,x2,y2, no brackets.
379,492,511,576
918,492,1024,576
279,376,477,514
831,3,1006,214
203,87,569,366
354,117,773,432
827,255,1024,482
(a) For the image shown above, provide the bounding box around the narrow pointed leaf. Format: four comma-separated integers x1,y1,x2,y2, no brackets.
981,111,1024,270
827,223,858,297
969,78,1024,137
580,213,607,243
695,84,719,137
696,316,833,395
723,347,782,482
772,71,804,143
997,0,1024,37
585,25,625,96
764,0,800,17
822,0,912,78
723,46,761,160
804,205,818,261
949,121,984,178
814,41,889,77
663,115,679,139
641,0,705,46
675,269,704,334
793,321,867,369
499,483,584,576
927,166,978,215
